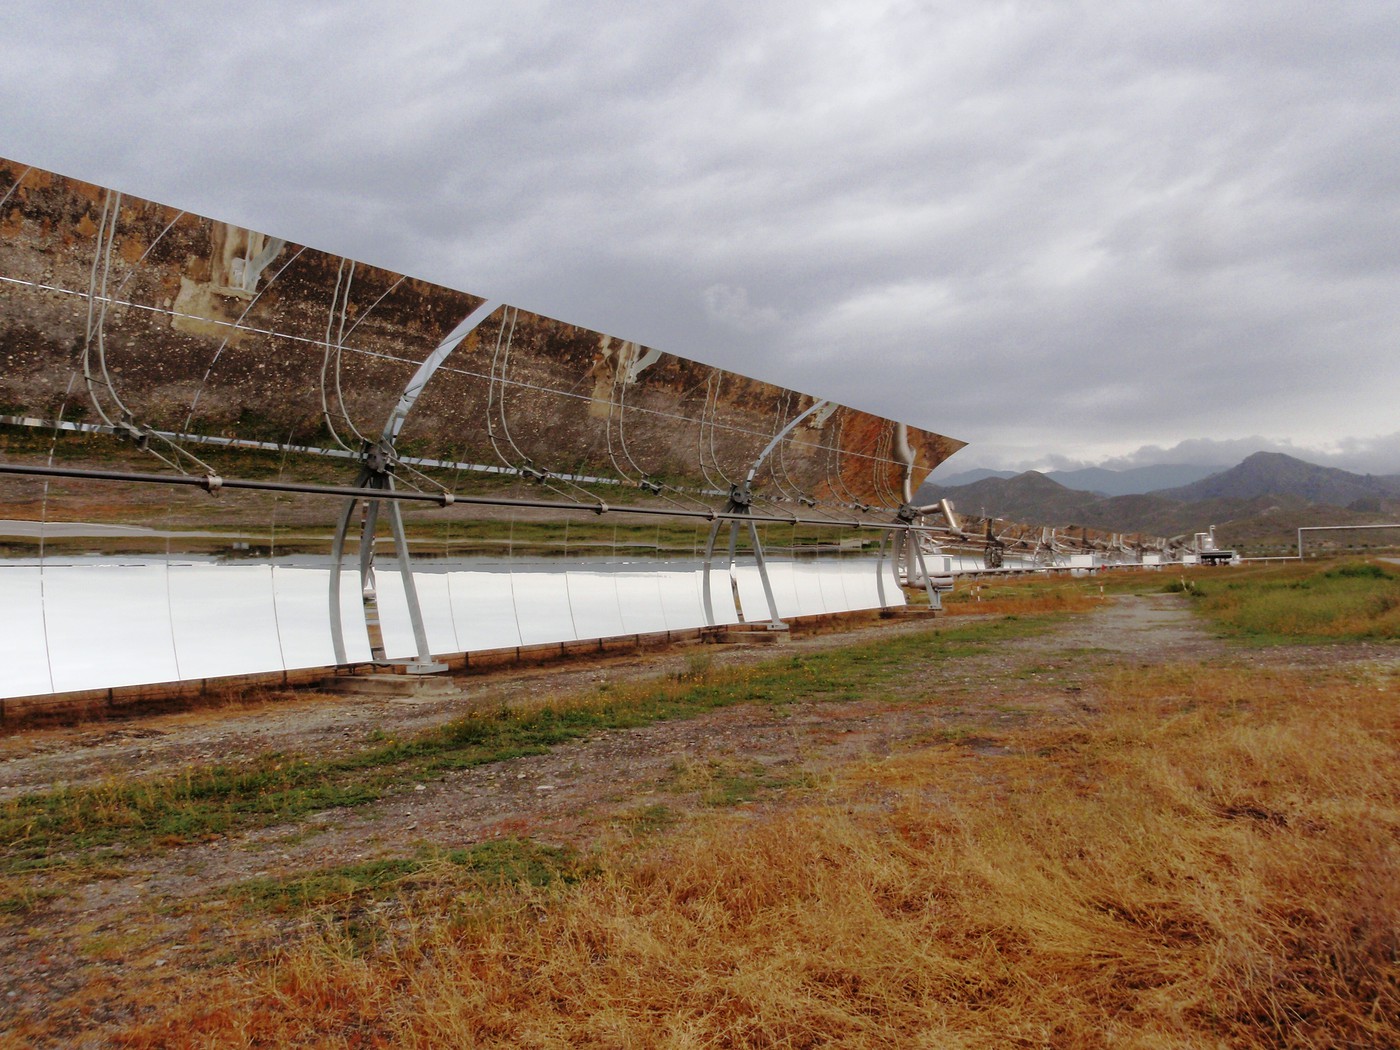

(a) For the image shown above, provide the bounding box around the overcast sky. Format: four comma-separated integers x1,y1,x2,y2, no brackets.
5,1,1398,476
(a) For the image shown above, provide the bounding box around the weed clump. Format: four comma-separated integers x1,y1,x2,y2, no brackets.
1164,576,1204,596
1192,560,1400,641
1325,560,1394,581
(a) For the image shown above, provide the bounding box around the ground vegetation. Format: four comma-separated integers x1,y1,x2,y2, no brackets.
0,562,1394,1047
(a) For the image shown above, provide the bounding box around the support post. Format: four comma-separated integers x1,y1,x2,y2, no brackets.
699,483,787,629
747,517,785,628
383,477,446,673
328,468,368,664
875,528,894,610
726,520,744,623
907,527,941,611
890,504,941,612
326,441,444,674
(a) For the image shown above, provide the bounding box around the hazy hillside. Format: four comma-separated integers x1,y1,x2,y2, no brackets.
927,463,1225,496
1156,452,1400,508
1045,463,1226,496
915,471,1099,524
924,468,1018,488
917,450,1400,554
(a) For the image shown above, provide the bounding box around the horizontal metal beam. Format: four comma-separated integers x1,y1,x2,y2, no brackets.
0,460,952,533
1297,523,1400,559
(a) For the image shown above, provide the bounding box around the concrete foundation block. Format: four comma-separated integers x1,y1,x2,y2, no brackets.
319,673,462,698
714,624,791,645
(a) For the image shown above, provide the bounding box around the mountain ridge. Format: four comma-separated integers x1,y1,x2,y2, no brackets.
915,452,1400,553
1153,451,1400,507
928,462,1230,496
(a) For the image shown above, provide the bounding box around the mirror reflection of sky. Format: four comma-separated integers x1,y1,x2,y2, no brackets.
0,555,901,699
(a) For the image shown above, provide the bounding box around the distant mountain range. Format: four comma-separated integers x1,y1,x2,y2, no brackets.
915,452,1400,553
1154,452,1400,506
929,463,1228,496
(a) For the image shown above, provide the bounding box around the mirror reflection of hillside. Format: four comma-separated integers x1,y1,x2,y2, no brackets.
0,157,961,517
1,156,965,703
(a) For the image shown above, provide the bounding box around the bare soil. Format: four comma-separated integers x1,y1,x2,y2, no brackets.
1,595,1394,1047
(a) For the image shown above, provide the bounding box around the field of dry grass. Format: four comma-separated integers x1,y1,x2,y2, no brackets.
100,569,1397,1049
1,563,1394,1048
111,663,1399,1049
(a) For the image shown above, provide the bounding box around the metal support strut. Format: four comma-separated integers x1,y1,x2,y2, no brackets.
328,440,446,673
898,503,942,610
876,505,942,612
702,481,786,629
329,301,502,673
700,399,833,630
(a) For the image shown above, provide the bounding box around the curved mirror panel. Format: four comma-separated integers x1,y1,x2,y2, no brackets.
1,155,968,703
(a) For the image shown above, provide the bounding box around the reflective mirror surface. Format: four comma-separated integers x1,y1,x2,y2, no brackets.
1,156,960,700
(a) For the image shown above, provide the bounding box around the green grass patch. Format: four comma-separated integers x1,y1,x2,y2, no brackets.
1182,560,1399,642
614,803,680,837
0,884,59,914
0,615,1060,872
228,838,584,913
663,758,792,807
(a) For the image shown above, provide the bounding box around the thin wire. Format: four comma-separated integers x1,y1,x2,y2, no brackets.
491,309,533,465
612,358,646,478
600,347,635,484
772,411,830,511
77,192,184,473
498,308,585,501
158,455,183,686
486,308,596,506
871,424,899,508
327,273,436,482
25,199,203,474
484,309,515,468
312,261,430,499
80,191,118,428
823,413,866,509
441,494,462,654
0,164,33,211
34,372,83,696
761,394,799,501
481,312,580,499
773,429,803,500
607,347,710,512
91,193,130,420
698,372,733,490
11,267,914,485
339,275,406,343
265,425,302,674
562,518,579,639
331,261,373,448
335,276,428,476
319,259,358,453
506,512,524,646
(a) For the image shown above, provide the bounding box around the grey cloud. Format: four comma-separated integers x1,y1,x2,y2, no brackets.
1098,434,1400,477
3,0,1398,474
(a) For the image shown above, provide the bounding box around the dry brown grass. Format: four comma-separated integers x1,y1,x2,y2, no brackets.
114,661,1400,1049
941,577,1100,617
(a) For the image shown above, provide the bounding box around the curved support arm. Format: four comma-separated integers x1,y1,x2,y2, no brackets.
892,422,917,505
745,398,831,485
382,299,503,443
